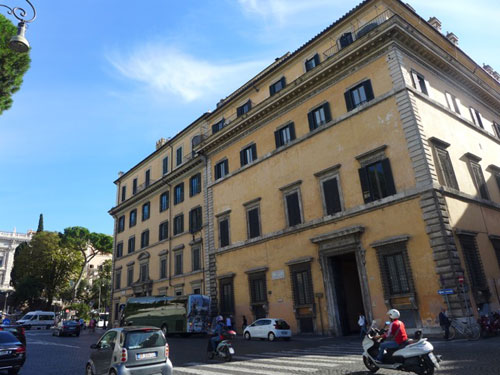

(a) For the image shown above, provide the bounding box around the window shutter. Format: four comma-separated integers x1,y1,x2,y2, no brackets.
286,193,302,226
469,107,476,125
248,209,260,238
180,184,184,202
240,149,245,166
289,122,296,141
323,178,341,215
344,91,354,112
358,167,372,203
189,210,193,233
454,97,461,114
212,124,219,134
381,158,396,196
323,103,332,123
363,80,374,101
223,160,228,175
237,105,243,117
307,111,315,131
269,83,275,96
274,129,281,148
280,76,286,89
214,164,220,180
411,71,419,90
313,53,320,66
251,144,257,160
220,219,229,247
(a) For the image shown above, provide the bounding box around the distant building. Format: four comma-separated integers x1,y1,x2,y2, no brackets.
85,247,112,286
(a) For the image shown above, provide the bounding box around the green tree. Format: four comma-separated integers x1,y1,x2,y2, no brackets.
37,213,44,232
0,14,31,114
10,231,82,309
60,227,113,302
89,259,112,312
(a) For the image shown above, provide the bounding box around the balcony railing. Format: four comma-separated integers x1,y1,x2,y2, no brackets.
323,9,393,59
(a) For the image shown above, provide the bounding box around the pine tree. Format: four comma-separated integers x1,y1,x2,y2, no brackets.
37,214,44,232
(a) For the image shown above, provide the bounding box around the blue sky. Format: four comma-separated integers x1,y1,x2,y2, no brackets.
1,0,498,235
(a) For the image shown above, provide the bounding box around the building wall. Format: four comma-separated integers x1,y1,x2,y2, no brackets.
0,230,33,293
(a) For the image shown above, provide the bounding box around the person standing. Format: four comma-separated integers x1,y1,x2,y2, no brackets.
242,315,248,332
358,312,367,338
439,307,451,340
226,315,232,330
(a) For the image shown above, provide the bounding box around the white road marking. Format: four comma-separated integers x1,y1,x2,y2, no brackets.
236,355,342,368
229,358,318,372
28,340,80,349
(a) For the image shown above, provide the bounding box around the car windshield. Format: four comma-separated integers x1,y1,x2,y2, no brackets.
0,332,18,343
275,320,290,329
20,314,34,321
125,330,165,350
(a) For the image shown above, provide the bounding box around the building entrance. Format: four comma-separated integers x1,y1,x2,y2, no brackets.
329,252,364,335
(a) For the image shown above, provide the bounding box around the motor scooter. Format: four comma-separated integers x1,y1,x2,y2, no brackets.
207,329,236,362
362,323,441,375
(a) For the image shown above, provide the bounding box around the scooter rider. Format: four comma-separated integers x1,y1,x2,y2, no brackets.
210,315,225,353
375,309,408,363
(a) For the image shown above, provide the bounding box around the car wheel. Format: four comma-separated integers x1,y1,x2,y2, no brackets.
85,364,94,375
109,369,117,375
268,332,276,341
244,332,251,340
161,324,168,337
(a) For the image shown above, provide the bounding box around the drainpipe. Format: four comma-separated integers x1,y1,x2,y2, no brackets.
109,214,118,327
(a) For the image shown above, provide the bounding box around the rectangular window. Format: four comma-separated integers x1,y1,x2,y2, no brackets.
249,273,267,303
159,221,169,241
285,191,302,227
269,77,286,96
115,270,121,289
219,278,234,315
116,242,123,258
174,183,184,204
247,207,261,239
140,230,149,248
214,159,229,180
308,102,332,131
121,186,126,202
189,207,202,233
160,258,167,279
133,178,138,195
383,252,411,294
174,251,183,275
411,70,428,95
129,209,137,227
142,202,150,221
176,147,183,166
305,54,320,72
291,266,313,305
339,32,353,48
493,122,500,139
491,238,500,270
127,236,135,254
212,118,225,134
127,266,134,286
445,92,461,115
219,218,230,248
240,144,257,167
189,173,201,197
469,107,484,129
345,80,374,111
192,247,201,271
173,214,184,235
274,122,296,148
458,234,489,303
118,216,125,233
139,263,149,282
237,100,252,117
469,161,489,200
0,257,3,268
159,192,169,212
322,176,342,215
433,145,459,190
162,156,169,175
145,169,150,187
358,158,396,203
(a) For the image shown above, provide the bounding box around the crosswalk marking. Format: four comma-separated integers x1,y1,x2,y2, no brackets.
233,355,344,369
222,359,319,373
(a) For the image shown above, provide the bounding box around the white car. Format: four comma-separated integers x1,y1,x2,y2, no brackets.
243,318,291,341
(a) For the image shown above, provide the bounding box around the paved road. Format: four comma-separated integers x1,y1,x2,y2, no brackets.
14,328,500,374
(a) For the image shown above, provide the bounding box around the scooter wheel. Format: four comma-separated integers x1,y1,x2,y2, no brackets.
223,347,232,362
363,356,379,373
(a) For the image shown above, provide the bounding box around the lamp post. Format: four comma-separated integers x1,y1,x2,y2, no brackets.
0,0,36,52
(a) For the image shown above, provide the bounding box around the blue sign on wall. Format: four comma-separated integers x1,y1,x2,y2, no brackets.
438,288,455,295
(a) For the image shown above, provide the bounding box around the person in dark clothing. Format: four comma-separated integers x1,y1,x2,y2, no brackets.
242,315,248,331
439,307,451,340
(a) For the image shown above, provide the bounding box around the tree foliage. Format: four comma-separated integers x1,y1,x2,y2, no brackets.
88,259,112,311
36,213,44,232
11,231,82,309
0,14,31,114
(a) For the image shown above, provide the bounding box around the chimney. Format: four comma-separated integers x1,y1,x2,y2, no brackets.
446,32,458,46
428,17,442,32
118,171,124,177
483,64,494,75
216,99,225,108
156,138,167,150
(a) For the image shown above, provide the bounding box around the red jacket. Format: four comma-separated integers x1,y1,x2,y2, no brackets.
383,319,408,345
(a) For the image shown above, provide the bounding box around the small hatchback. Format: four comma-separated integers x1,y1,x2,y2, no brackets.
86,326,173,375
243,318,291,341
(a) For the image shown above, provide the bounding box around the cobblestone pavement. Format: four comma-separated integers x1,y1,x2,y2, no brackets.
16,329,500,375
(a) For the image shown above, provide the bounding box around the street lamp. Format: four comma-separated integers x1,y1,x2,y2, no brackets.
0,0,36,52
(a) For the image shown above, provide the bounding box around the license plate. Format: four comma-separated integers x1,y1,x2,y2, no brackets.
428,353,440,369
0,351,11,356
136,352,157,360
229,347,235,354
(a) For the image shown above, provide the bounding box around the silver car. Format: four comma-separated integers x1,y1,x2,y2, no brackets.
86,326,173,375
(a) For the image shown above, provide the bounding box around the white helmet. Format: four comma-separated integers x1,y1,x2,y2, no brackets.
216,315,223,322
387,309,400,319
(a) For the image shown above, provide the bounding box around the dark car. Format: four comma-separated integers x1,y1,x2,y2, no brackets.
52,320,81,337
0,325,26,346
86,326,173,375
0,331,26,375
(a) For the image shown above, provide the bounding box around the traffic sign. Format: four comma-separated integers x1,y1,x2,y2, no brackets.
458,275,464,284
438,288,455,295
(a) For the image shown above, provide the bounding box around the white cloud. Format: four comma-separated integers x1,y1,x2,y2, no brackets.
107,45,266,102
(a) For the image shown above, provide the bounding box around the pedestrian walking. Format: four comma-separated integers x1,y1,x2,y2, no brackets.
439,307,451,340
88,317,96,333
242,315,248,331
358,312,367,338
226,315,232,330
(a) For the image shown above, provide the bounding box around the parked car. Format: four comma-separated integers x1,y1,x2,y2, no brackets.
16,310,55,330
52,320,81,337
0,325,26,346
86,326,173,375
243,318,292,341
0,331,26,375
